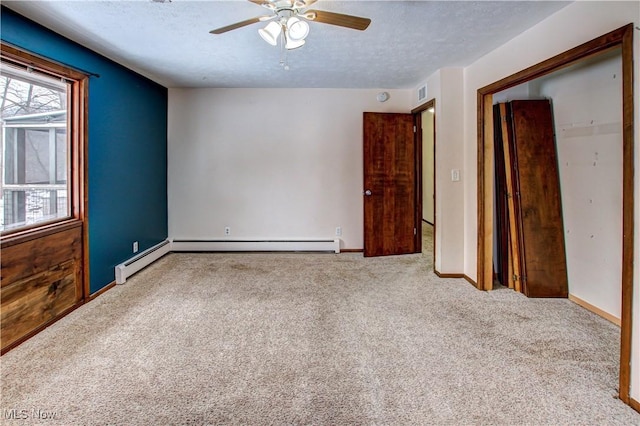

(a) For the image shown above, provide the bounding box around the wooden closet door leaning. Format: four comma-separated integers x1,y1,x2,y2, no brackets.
497,99,568,298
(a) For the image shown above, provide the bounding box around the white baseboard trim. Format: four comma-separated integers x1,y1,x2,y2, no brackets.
115,239,172,284
171,239,341,254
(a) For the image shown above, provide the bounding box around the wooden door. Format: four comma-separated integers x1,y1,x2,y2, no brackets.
363,112,417,257
508,100,568,297
493,104,510,287
497,103,522,292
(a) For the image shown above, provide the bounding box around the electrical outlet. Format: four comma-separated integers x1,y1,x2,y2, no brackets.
224,226,231,236
336,227,342,237
133,241,139,253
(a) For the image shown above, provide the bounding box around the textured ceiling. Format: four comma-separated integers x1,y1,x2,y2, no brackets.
4,1,571,88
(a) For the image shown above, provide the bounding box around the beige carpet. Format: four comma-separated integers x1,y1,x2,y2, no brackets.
1,226,638,425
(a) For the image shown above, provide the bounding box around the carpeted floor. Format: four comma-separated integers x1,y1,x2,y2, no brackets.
1,226,638,425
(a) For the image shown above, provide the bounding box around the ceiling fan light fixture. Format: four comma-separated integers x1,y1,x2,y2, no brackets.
285,37,305,50
258,21,282,46
286,17,309,41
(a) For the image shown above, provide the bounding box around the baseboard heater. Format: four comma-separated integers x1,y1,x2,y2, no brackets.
115,239,172,284
171,239,340,254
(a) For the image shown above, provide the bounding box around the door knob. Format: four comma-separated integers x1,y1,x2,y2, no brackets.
364,190,372,196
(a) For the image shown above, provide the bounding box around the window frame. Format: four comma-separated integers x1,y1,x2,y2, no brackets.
0,43,87,247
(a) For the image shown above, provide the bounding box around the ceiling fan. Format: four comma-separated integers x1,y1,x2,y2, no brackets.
210,0,371,50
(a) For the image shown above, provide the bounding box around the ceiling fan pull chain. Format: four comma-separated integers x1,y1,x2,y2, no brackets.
279,29,285,66
279,28,290,71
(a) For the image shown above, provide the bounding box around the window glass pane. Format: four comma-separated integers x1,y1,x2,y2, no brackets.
1,65,70,231
56,131,67,183
25,129,50,184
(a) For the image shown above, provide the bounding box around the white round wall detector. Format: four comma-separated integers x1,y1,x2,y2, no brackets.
376,92,390,102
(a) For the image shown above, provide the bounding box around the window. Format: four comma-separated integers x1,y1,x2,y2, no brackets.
0,44,86,236
1,65,70,231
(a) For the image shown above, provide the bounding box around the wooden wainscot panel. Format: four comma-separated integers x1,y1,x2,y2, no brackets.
1,261,80,349
1,224,83,352
1,224,82,285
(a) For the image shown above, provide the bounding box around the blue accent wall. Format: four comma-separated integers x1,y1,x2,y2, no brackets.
1,7,168,293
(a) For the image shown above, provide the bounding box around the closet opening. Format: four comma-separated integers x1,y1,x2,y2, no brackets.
477,24,634,404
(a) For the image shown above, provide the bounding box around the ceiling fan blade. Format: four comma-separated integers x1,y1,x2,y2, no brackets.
248,0,279,11
249,0,317,7
294,0,318,8
306,10,371,31
210,16,273,34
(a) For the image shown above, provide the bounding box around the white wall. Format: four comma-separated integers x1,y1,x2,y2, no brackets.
168,88,411,250
537,53,623,320
492,82,535,103
459,1,639,400
413,68,465,274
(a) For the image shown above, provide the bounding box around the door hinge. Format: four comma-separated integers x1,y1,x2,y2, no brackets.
414,228,417,235
513,274,518,282
413,125,417,133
